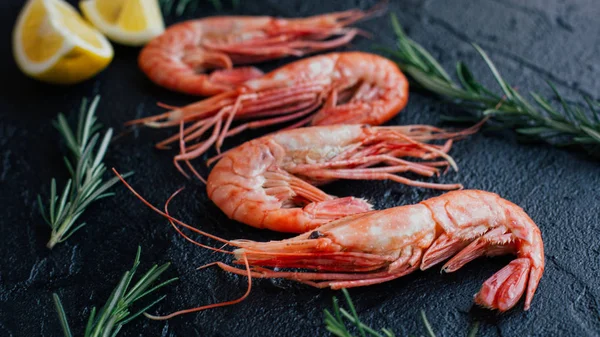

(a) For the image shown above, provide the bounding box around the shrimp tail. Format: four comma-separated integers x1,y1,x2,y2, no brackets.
420,191,545,311
474,258,542,311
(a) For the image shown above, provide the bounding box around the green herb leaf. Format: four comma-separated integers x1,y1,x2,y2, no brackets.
53,293,74,337
386,15,600,153
467,322,480,337
324,289,477,337
53,247,177,337
38,96,133,249
420,310,436,337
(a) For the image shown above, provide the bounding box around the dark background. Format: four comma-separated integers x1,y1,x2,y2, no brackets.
1,0,599,336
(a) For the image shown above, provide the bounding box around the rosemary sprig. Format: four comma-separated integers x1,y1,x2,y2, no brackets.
385,14,600,151
53,247,177,337
324,289,479,337
38,96,132,249
160,0,240,16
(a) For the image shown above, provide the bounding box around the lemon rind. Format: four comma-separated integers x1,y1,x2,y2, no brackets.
13,0,113,76
80,0,164,47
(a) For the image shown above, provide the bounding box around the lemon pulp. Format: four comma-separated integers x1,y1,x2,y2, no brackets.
13,0,113,84
81,0,164,46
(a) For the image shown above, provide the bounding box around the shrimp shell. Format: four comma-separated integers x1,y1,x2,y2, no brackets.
130,52,410,173
207,123,481,233
225,190,545,312
139,3,385,95
115,176,542,317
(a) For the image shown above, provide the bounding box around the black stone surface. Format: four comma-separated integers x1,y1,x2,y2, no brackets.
1,0,599,336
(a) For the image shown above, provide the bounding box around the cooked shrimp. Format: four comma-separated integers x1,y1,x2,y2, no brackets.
139,3,385,95
112,174,544,316
221,190,545,312
207,123,482,233
130,52,410,172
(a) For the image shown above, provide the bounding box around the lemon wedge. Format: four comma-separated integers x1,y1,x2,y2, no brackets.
13,0,113,85
80,0,164,46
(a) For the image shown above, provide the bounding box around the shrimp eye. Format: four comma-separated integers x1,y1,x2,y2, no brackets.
308,231,324,239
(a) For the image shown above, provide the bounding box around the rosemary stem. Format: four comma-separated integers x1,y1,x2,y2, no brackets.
53,247,175,337
47,214,74,249
386,14,600,152
40,96,131,248
47,235,60,249
52,293,74,337
339,308,385,337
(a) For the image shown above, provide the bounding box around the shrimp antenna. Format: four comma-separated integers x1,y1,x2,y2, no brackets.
144,253,253,320
164,187,232,255
173,121,192,180
112,168,231,246
364,0,389,22
369,0,389,17
115,169,254,318
157,102,181,110
389,131,459,172
338,0,388,27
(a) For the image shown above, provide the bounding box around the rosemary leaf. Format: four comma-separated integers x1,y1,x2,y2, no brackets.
420,310,436,337
53,247,177,337
467,322,480,337
53,294,74,337
324,289,477,337
584,97,600,124
471,44,513,100
582,126,600,142
342,290,366,337
456,62,480,94
387,14,600,153
39,96,132,249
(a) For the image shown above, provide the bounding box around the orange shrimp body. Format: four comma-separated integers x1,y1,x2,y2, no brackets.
207,123,480,233
139,4,383,96
245,51,408,126
223,190,545,312
130,52,410,172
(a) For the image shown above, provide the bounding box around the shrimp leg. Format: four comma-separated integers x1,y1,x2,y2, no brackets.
132,52,410,163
